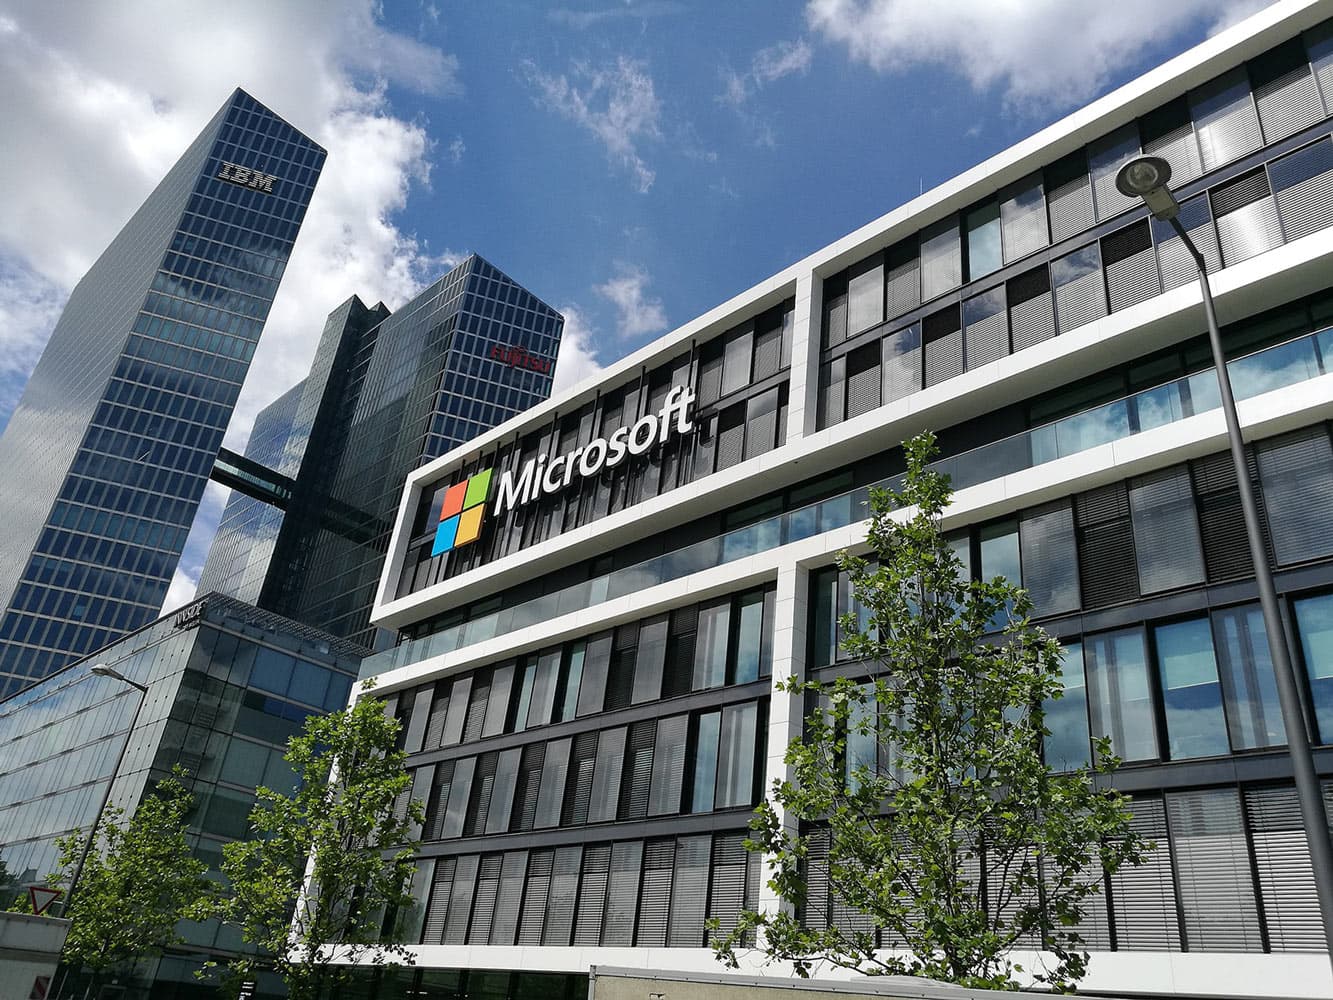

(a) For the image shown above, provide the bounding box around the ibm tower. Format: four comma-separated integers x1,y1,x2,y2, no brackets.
0,89,324,696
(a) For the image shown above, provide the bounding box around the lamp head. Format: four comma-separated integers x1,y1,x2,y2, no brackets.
1115,155,1181,221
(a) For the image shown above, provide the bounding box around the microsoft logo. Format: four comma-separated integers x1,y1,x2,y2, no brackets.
431,468,492,556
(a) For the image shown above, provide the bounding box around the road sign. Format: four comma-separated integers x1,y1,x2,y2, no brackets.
28,886,62,916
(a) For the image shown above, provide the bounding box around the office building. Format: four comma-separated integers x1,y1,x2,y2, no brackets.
347,2,1333,997
0,88,325,697
197,256,564,653
0,593,362,998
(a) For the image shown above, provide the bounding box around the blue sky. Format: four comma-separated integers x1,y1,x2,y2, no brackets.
0,0,1276,606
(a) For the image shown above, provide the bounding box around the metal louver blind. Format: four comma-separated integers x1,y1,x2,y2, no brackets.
636,838,676,946
490,851,527,946
1102,220,1160,313
442,757,475,840
1046,862,1112,949
1000,173,1049,262
1088,122,1142,221
963,289,1008,370
1053,247,1107,334
517,849,552,945
745,387,779,460
1075,483,1140,609
422,857,456,945
588,726,626,824
1129,466,1206,593
1245,784,1325,952
1270,137,1333,242
424,681,450,750
847,253,885,335
482,663,514,738
1110,797,1181,951
442,855,479,944
1141,96,1204,185
1309,21,1333,111
465,752,498,837
485,747,521,834
708,833,750,943
882,324,921,404
1153,195,1222,291
923,306,964,387
818,360,844,430
1019,502,1080,616
1255,426,1333,566
752,322,782,381
512,742,545,832
715,403,746,471
1167,788,1263,953
620,719,656,819
563,730,600,826
461,674,490,743
542,845,582,946
845,343,882,419
886,244,921,317
1045,153,1095,243
603,840,644,946
823,294,848,351
1251,39,1324,144
668,834,712,947
1190,66,1263,172
534,738,570,829
426,760,455,841
1191,450,1276,581
803,827,831,932
648,714,689,816
1007,266,1056,351
574,843,612,945
441,675,470,745
1213,169,1284,267
919,217,962,300
697,349,724,405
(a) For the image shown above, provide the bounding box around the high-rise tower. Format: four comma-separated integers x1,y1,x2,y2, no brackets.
0,88,324,696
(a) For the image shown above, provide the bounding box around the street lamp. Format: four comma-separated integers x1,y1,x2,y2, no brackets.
64,663,150,910
1117,154,1333,968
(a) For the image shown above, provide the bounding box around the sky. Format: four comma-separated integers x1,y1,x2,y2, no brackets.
0,0,1278,613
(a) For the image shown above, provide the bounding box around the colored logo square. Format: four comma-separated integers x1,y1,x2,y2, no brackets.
431,468,492,556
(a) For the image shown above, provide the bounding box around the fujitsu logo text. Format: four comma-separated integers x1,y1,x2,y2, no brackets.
495,385,695,515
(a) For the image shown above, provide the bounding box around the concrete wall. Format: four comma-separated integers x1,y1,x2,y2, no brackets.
0,911,69,1000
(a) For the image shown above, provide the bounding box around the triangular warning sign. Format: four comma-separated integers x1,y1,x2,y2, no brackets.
28,887,62,916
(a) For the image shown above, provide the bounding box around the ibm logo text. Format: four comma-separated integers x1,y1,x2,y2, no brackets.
216,161,278,194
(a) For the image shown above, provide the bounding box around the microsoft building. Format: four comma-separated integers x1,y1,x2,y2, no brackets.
351,2,1333,997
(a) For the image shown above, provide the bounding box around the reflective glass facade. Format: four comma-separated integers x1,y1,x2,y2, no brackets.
0,594,360,997
0,89,324,696
208,256,563,651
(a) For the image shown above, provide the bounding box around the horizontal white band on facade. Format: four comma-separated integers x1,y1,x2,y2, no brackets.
373,225,1333,635
361,362,1333,701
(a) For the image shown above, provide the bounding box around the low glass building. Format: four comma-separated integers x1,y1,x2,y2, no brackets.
0,593,361,998
348,3,1333,997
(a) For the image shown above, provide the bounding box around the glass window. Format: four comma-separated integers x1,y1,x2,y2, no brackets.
528,650,561,727
533,738,570,829
693,599,730,690
980,519,1020,630
847,254,885,335
648,714,688,815
1155,619,1229,759
588,727,625,824
721,328,754,397
810,568,838,668
690,711,721,813
1085,628,1159,762
716,701,758,808
845,683,877,791
732,590,765,684
576,635,612,717
965,201,1002,280
557,644,584,722
1044,643,1090,771
1213,604,1285,750
1295,592,1333,745
1130,467,1205,593
1018,503,1079,617
631,615,668,704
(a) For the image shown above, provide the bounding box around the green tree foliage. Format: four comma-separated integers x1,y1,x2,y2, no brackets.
54,769,214,981
714,433,1145,990
219,685,425,1000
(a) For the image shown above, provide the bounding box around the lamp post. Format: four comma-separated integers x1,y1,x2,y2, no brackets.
1116,154,1333,969
63,663,150,911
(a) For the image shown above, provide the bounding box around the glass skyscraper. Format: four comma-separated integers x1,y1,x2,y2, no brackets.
197,255,563,651
0,88,324,696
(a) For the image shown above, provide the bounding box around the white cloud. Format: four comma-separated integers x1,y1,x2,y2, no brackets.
448,135,466,163
0,0,461,613
717,38,812,147
551,303,605,394
805,0,1274,111
547,2,685,29
523,56,662,193
596,262,668,341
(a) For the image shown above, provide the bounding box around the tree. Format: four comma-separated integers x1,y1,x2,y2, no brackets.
52,769,215,987
714,432,1145,991
219,685,425,1000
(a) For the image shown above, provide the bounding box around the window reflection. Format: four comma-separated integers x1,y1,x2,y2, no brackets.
1295,592,1333,745
1044,643,1091,771
1156,619,1230,759
1085,628,1158,763
1213,604,1285,750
